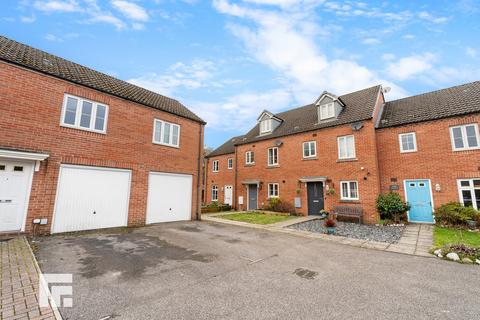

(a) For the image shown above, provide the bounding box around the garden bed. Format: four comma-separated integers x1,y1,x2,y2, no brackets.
288,220,404,243
217,211,295,225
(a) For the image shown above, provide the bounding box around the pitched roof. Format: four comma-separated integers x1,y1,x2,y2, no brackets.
237,85,381,145
206,135,245,157
0,36,205,124
379,81,480,128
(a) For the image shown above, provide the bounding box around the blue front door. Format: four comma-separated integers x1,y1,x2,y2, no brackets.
405,180,434,223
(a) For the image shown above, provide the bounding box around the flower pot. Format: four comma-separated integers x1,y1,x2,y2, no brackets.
326,227,336,235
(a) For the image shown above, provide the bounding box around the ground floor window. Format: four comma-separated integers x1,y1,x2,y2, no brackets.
212,185,218,201
268,183,279,198
457,179,480,209
340,181,359,200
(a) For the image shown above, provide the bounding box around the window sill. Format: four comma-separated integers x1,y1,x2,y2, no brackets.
400,150,417,154
267,165,280,169
302,157,318,161
337,158,358,163
60,124,107,135
452,148,480,152
339,199,360,204
245,163,255,167
152,141,180,149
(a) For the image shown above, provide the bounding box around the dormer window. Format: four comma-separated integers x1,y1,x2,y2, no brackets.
319,102,335,120
260,119,272,134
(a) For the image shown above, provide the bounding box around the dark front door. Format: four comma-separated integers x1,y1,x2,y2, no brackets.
307,182,324,215
248,184,258,210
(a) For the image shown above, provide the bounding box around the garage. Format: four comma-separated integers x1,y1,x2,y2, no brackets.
52,165,131,234
146,172,193,224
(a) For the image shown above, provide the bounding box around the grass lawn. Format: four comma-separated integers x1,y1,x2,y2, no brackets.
434,227,480,248
218,211,295,225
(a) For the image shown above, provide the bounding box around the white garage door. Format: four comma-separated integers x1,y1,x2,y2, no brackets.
146,172,192,224
52,165,131,233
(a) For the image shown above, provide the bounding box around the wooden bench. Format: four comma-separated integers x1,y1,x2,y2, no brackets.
333,205,363,223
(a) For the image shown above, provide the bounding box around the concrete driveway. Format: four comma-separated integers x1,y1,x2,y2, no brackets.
35,221,479,320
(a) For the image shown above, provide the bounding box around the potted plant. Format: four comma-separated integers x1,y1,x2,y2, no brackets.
319,209,328,219
325,218,337,235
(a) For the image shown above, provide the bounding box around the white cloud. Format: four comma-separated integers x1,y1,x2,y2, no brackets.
34,0,83,12
466,47,477,58
88,13,126,29
386,53,436,81
402,34,415,40
45,33,61,41
362,38,380,45
111,0,149,21
20,15,36,23
382,53,395,61
418,11,449,24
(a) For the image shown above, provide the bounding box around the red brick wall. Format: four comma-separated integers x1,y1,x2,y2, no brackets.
235,120,382,223
205,153,236,204
0,62,203,234
376,114,480,211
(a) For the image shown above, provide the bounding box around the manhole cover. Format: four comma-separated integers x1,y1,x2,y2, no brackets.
294,268,318,280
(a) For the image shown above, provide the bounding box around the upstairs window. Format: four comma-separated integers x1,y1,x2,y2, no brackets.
227,158,233,169
399,132,417,153
246,151,255,165
319,102,335,120
212,160,219,172
338,135,356,159
303,141,317,158
260,119,272,134
268,183,279,198
153,119,180,148
450,124,480,151
61,94,108,133
268,147,279,166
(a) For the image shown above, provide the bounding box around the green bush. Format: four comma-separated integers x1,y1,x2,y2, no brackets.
267,198,296,215
376,193,410,222
435,202,479,226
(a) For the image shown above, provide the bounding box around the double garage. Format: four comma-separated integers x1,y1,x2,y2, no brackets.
52,165,193,233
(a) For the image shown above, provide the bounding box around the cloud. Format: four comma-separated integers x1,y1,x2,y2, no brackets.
20,15,36,23
418,11,449,24
45,33,61,41
386,53,436,81
111,0,149,21
402,34,415,40
362,38,380,45
88,13,126,29
466,47,477,58
34,0,83,12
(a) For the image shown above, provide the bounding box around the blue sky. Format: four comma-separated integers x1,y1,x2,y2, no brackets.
1,0,480,148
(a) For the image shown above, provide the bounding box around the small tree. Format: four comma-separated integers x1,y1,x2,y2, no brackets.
376,193,410,223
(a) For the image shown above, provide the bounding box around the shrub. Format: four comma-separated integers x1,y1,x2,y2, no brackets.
201,202,231,213
324,218,337,228
376,193,410,222
435,202,479,226
268,198,297,215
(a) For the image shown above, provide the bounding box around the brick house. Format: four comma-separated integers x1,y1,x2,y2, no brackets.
0,36,205,234
205,81,480,224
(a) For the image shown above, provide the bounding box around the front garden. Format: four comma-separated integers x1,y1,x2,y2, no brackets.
218,211,295,225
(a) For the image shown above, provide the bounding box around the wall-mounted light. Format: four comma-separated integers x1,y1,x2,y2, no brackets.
435,183,441,192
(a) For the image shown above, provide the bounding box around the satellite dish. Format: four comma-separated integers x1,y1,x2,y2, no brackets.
382,87,391,94
274,140,283,147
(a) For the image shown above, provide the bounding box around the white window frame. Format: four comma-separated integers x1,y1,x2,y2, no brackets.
399,132,417,153
303,141,317,158
245,151,255,165
227,158,233,169
268,183,279,198
152,119,181,148
212,160,219,172
337,135,356,160
340,180,359,200
260,119,272,134
212,185,218,201
450,124,480,151
268,147,279,166
60,94,109,134
457,178,480,210
319,102,335,120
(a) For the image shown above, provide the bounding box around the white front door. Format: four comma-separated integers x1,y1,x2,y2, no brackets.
146,172,193,224
0,160,33,232
52,165,131,233
224,185,233,206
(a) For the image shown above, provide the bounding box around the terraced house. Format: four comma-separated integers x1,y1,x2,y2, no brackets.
205,81,480,224
0,36,205,235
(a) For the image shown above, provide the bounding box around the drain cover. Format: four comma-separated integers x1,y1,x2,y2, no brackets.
294,268,318,280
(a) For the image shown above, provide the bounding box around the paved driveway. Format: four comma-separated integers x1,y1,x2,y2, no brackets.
36,221,479,320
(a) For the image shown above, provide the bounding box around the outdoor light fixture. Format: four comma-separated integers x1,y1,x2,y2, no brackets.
435,183,441,192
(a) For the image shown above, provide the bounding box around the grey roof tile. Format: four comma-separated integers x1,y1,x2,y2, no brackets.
0,35,205,124
206,135,245,157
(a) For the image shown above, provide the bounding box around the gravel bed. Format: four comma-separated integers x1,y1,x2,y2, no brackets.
288,220,405,243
